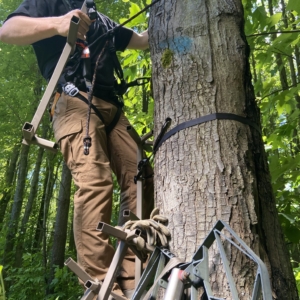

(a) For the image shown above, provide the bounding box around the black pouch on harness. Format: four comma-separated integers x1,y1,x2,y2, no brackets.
64,51,83,84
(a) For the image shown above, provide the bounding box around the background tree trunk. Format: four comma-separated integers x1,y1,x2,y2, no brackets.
14,146,45,268
2,144,29,268
42,153,59,269
47,162,72,293
32,164,52,252
0,143,20,230
149,0,298,299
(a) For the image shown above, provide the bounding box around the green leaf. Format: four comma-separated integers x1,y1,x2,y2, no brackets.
279,213,296,224
285,225,300,243
266,13,282,27
252,6,268,30
287,0,300,14
272,33,294,46
270,154,300,183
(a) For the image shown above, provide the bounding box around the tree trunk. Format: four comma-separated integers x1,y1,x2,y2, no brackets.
32,153,58,253
2,144,29,268
42,153,59,269
0,143,21,231
47,162,72,292
68,208,76,254
32,180,47,252
14,146,45,267
149,0,298,299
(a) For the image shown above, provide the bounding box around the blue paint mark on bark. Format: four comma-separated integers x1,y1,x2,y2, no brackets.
159,36,193,54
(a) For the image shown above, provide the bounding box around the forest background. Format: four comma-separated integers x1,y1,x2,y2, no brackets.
0,0,299,299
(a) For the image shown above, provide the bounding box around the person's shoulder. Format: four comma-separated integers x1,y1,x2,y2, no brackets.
5,0,47,20
97,12,118,29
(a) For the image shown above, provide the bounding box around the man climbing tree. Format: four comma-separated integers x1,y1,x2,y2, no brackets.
149,0,298,299
0,0,153,298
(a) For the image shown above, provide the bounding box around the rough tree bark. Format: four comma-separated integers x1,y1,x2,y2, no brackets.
149,0,298,299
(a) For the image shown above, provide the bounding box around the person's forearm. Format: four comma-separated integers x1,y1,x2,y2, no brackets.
139,30,149,50
0,16,61,45
0,11,91,46
127,30,149,50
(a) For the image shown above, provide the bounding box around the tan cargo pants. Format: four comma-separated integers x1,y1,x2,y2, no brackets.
52,91,154,290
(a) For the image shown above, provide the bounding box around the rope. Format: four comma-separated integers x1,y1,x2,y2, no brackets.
88,0,161,49
123,208,171,251
83,0,162,155
83,40,109,155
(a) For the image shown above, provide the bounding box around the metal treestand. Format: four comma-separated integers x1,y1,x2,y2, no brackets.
65,125,272,300
65,217,273,300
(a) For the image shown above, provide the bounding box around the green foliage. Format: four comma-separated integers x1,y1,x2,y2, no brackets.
294,265,300,294
0,0,153,298
0,0,300,297
4,252,81,300
0,265,5,300
48,266,82,300
244,0,300,288
5,253,46,299
286,0,300,14
119,0,154,136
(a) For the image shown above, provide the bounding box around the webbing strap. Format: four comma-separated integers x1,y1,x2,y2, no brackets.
106,105,122,134
153,113,261,154
76,93,121,134
142,257,183,300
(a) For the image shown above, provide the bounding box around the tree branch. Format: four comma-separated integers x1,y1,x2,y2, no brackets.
247,29,300,37
260,82,300,100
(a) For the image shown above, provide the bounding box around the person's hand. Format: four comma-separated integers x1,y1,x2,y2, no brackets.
56,9,92,40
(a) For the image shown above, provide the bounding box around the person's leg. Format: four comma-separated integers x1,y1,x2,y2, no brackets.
108,113,154,290
53,93,116,281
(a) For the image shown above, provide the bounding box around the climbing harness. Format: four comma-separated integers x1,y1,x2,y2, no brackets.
83,39,108,155
22,0,159,153
61,0,155,155
87,0,161,49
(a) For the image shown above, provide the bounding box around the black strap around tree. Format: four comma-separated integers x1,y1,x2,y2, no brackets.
153,113,261,154
134,113,260,181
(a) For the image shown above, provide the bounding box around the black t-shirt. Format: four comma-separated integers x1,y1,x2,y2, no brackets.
6,0,133,88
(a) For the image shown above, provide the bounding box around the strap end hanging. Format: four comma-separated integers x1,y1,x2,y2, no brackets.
83,136,92,155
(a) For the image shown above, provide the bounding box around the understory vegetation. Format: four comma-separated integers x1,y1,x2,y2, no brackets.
0,0,299,298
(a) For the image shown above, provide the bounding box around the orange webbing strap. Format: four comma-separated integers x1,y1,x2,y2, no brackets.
50,92,62,120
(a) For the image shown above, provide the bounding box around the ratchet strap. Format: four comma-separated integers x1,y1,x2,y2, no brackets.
153,113,261,154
